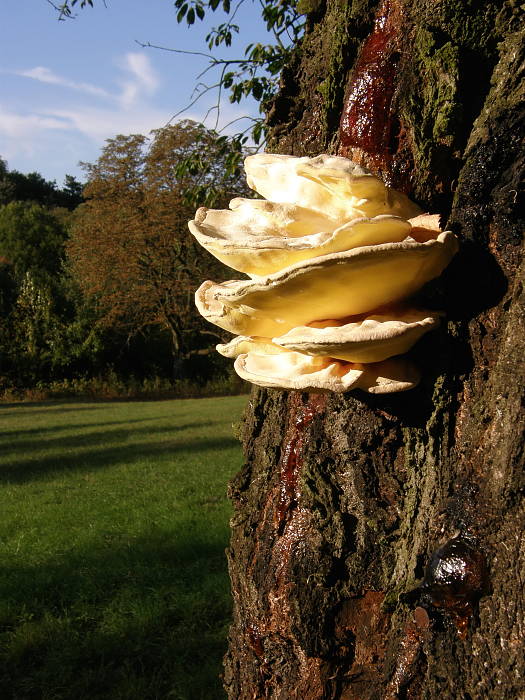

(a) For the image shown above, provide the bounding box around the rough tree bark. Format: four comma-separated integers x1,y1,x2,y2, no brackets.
223,1,524,698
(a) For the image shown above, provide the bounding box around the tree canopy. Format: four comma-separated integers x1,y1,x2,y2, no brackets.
0,163,83,210
67,120,249,375
0,122,249,391
0,201,67,283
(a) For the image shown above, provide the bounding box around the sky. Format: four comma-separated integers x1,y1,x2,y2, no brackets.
0,0,272,186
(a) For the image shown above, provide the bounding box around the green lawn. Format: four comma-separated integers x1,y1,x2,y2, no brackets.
0,396,247,700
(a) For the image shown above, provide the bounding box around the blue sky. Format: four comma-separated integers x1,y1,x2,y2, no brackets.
0,0,271,185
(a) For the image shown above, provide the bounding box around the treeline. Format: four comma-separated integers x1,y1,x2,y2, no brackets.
0,165,83,211
0,120,248,398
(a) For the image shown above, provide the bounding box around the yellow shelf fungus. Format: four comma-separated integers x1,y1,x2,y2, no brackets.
195,233,457,337
190,154,458,393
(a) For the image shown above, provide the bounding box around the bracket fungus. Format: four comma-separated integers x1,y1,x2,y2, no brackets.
190,154,459,393
190,207,412,277
273,308,443,364
195,236,456,337
218,337,421,393
243,154,422,220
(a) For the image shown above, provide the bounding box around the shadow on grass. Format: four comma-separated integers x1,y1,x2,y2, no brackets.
0,394,247,416
0,528,231,700
1,419,213,449
0,401,120,415
0,415,175,441
0,433,240,484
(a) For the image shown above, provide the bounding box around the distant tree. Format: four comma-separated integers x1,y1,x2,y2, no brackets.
0,268,102,385
0,163,83,210
6,273,59,380
0,159,15,205
62,174,84,205
0,171,57,207
67,120,248,377
0,201,103,385
0,201,67,284
0,258,16,319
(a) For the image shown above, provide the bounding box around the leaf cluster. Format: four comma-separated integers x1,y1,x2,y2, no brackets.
172,0,304,142
48,0,99,21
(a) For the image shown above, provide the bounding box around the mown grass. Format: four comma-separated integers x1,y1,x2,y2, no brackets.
0,396,247,700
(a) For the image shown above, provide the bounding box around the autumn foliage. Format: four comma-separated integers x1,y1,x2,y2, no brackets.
67,121,248,376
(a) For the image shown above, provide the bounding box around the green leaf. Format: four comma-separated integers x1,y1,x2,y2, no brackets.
176,3,188,22
252,121,264,144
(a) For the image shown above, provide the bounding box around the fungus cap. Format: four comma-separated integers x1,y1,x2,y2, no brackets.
195,232,459,337
234,349,421,393
244,154,423,221
216,335,285,358
189,202,411,276
273,308,442,363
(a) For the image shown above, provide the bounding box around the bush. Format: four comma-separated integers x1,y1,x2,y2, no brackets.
0,370,248,402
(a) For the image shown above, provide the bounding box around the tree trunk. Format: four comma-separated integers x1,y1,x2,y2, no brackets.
223,0,524,698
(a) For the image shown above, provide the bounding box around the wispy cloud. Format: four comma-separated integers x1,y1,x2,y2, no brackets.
0,104,76,169
0,105,72,139
15,66,111,99
118,53,160,108
43,105,172,143
0,53,163,177
1,52,166,154
12,52,160,108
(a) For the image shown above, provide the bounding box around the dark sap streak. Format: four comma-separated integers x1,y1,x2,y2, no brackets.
339,0,401,157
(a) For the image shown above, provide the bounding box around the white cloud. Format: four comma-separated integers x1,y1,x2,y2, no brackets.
117,53,160,108
0,105,77,172
123,53,159,92
1,53,166,161
12,53,160,109
0,105,71,140
16,66,111,99
44,105,173,144
0,51,256,181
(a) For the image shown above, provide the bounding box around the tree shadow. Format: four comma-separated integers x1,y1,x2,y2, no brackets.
0,400,125,415
347,236,508,428
442,240,508,323
2,420,211,452
0,415,169,441
0,528,231,699
0,434,240,484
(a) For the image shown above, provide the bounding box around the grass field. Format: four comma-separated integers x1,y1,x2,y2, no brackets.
0,395,248,700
